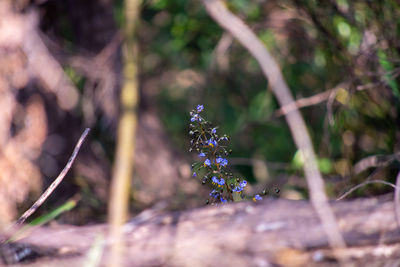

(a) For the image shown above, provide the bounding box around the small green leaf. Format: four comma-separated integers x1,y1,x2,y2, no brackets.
318,158,333,174
292,150,304,169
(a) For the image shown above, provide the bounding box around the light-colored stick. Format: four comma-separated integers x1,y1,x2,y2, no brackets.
202,0,346,248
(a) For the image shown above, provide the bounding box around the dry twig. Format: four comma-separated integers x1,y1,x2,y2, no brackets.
336,180,399,201
353,152,400,175
1,128,90,243
274,87,338,117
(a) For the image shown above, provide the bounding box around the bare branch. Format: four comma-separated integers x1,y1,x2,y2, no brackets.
336,180,399,201
274,88,338,117
353,152,400,175
22,11,79,110
202,0,345,248
210,32,233,72
16,128,90,226
274,80,380,118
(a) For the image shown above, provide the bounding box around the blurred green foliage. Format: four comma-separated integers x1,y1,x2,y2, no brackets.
44,0,400,204
137,0,400,199
16,0,400,228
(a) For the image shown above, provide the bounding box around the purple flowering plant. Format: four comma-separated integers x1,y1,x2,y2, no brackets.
189,105,271,205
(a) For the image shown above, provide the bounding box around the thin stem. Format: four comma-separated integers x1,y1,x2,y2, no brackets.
336,180,399,201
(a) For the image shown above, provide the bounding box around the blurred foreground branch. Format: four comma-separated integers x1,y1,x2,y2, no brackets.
202,0,345,248
107,0,141,266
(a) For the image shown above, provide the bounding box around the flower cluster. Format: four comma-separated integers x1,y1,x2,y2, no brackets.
189,105,265,204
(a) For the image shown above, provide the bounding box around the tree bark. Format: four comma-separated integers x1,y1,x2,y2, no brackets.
2,195,399,267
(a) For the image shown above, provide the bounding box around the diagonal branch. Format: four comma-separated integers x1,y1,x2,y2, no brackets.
1,128,90,243
202,0,346,248
16,128,90,227
337,180,399,201
274,87,338,117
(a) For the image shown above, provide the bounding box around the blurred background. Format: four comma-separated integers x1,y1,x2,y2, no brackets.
0,0,399,227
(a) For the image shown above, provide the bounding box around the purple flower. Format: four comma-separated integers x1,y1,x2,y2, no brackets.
253,194,262,201
199,152,206,157
192,172,197,177
208,139,217,148
220,197,227,203
217,178,225,186
196,105,204,113
210,189,219,199
232,179,247,193
190,113,199,122
204,159,211,167
211,127,217,134
211,176,225,187
216,157,228,167
232,186,243,192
